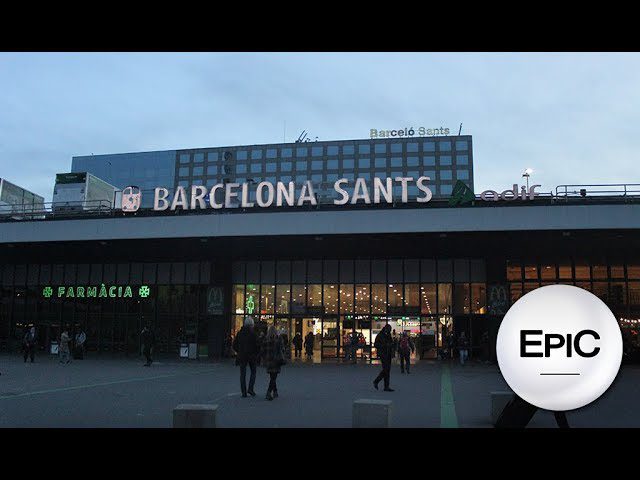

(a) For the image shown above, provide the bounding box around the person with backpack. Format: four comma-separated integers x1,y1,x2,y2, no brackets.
373,324,395,392
398,331,415,374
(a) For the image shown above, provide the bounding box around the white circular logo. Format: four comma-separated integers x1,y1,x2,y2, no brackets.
496,284,622,411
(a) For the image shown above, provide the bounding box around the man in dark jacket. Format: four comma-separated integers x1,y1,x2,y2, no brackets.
304,332,314,359
292,332,303,358
232,316,259,397
373,324,395,392
141,325,155,367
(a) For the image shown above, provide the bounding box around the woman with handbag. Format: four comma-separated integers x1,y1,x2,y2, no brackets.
261,325,286,401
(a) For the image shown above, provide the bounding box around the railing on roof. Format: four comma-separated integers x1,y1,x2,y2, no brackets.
1,184,640,222
555,184,640,198
0,200,113,221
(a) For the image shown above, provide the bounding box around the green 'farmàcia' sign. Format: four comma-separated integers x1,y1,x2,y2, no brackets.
42,285,151,299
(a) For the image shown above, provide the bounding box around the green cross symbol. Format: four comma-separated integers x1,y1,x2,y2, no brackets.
43,286,53,298
246,295,255,314
139,285,150,298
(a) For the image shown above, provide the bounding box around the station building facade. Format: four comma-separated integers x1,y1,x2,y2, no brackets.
1,136,639,363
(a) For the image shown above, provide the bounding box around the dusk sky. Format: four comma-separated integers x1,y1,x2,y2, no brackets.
1,52,638,202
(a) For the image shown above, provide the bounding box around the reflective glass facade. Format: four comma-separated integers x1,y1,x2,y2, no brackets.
175,137,473,204
231,258,486,361
71,151,176,208
71,136,473,209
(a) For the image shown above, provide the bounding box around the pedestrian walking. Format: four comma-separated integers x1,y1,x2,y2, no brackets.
398,331,415,373
232,316,259,398
59,328,71,364
280,330,290,359
261,325,286,401
304,331,314,359
23,326,37,363
141,325,155,366
349,330,359,363
458,331,470,365
446,331,456,360
256,330,265,366
391,329,399,357
373,324,395,392
292,332,303,358
74,328,86,360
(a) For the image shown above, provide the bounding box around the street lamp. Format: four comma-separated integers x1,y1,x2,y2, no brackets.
522,168,533,190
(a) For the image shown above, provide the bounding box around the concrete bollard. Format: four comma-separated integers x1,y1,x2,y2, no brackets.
490,391,514,425
353,399,392,428
173,404,218,428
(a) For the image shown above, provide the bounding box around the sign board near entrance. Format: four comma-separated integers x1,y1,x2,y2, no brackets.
207,287,224,315
487,284,509,315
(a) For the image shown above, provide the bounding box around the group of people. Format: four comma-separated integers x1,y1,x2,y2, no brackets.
371,326,416,391
18,324,154,366
232,316,287,400
20,326,87,365
291,331,315,359
443,331,471,365
344,331,367,363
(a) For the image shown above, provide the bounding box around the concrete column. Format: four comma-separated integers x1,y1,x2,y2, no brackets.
173,404,218,428
353,399,392,428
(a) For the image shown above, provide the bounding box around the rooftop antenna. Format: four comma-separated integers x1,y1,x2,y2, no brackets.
458,123,463,136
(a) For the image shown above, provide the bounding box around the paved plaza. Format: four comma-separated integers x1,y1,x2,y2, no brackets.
0,354,638,428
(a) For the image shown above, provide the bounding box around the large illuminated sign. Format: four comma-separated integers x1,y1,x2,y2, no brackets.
41,285,152,299
149,176,435,212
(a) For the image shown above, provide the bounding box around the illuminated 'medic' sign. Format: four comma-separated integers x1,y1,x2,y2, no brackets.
42,285,151,299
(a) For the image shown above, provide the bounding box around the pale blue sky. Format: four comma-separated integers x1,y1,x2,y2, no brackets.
1,52,639,202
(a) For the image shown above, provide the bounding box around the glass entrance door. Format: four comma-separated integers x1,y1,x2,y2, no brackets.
420,317,438,359
321,316,338,359
290,317,317,360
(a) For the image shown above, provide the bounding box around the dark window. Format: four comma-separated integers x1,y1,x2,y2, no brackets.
261,261,275,283
116,263,130,285
355,259,370,283
143,263,157,284
437,260,453,282
185,262,200,284
292,261,306,283
340,260,354,283
276,261,290,284
404,259,419,282
171,263,185,284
